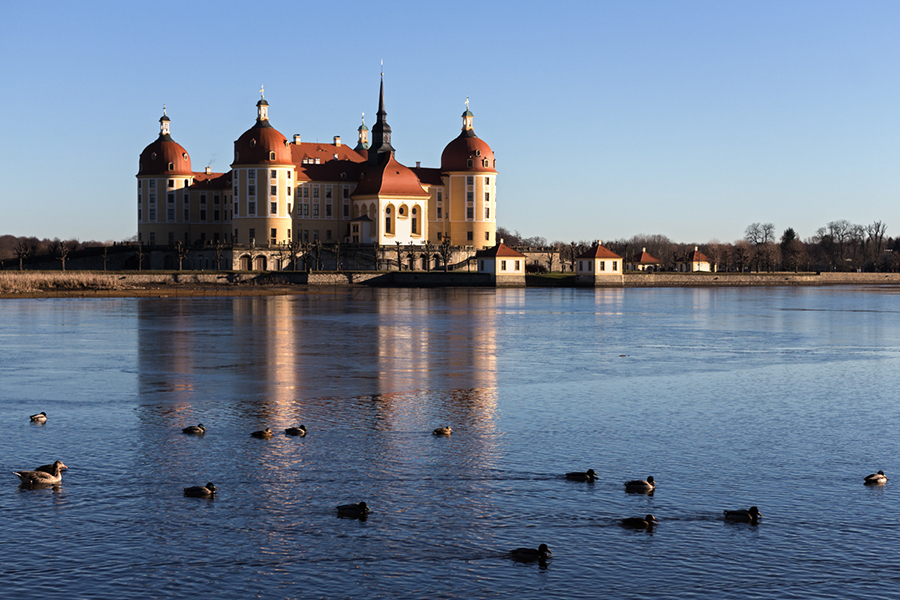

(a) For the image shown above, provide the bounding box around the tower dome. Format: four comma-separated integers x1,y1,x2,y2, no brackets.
138,107,192,176
440,103,496,173
232,91,291,166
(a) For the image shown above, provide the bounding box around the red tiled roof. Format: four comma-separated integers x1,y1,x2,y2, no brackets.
138,135,192,176
233,121,292,166
689,249,710,263
410,166,445,186
636,250,661,264
576,244,622,260
352,154,429,198
189,172,231,190
441,131,496,173
475,242,526,258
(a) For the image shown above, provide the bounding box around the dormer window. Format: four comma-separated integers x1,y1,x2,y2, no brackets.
467,159,473,168
168,162,174,170
250,139,257,147
151,152,157,160
269,151,276,160
483,159,489,167
182,153,188,161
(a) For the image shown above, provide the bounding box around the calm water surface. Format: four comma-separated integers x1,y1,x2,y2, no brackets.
2,287,900,599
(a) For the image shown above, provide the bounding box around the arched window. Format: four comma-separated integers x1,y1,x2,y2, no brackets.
411,207,418,235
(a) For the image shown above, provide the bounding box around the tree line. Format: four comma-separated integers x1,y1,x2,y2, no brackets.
498,219,898,273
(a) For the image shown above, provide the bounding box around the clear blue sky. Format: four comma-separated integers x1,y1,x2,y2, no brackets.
2,1,899,245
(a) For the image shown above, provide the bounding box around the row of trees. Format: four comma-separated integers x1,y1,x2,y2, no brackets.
499,220,898,273
3,219,898,273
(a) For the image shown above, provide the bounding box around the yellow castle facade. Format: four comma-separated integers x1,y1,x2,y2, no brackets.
137,80,497,269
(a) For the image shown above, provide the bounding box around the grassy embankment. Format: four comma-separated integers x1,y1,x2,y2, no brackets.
0,271,124,294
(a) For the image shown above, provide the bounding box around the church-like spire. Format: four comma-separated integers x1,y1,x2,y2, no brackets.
369,72,394,164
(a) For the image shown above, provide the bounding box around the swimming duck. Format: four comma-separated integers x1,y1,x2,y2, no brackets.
251,428,273,439
30,412,47,423
621,514,659,529
724,506,762,523
509,544,552,562
624,476,655,493
183,483,217,498
433,426,452,436
285,425,308,437
864,470,887,485
14,461,67,486
182,424,206,435
337,501,371,518
566,469,598,482
35,460,68,475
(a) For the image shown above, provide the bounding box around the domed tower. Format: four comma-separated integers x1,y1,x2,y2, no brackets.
231,89,296,250
439,100,497,248
355,113,370,154
137,107,194,246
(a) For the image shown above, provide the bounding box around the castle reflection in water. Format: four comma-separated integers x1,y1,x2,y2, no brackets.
134,288,516,434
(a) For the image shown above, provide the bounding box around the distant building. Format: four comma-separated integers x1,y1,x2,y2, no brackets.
626,247,662,272
476,241,526,286
575,241,623,286
677,246,713,272
136,80,497,270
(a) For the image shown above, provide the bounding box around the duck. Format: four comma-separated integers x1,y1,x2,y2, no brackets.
565,469,598,482
864,470,887,485
285,425,308,437
624,476,655,493
35,460,68,475
433,426,452,436
183,482,217,498
30,412,47,423
14,461,67,486
621,514,659,529
724,506,762,523
509,544,552,562
251,428,273,439
337,501,371,518
182,424,206,435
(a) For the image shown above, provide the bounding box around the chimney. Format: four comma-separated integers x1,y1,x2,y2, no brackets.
597,239,602,246
416,161,421,168
205,166,211,175
333,135,341,147
293,134,301,144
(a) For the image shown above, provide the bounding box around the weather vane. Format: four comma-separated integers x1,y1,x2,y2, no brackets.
260,85,265,99
163,103,167,116
465,97,469,110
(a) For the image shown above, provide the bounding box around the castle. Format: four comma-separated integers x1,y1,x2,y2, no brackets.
137,78,497,270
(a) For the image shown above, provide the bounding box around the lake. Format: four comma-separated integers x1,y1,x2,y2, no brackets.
2,286,899,599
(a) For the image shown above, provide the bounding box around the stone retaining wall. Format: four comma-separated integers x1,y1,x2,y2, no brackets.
625,272,900,287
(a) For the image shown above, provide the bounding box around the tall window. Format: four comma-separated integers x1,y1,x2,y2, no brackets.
467,207,473,220
466,176,473,185
270,202,277,215
270,185,277,196
249,201,256,215
411,207,418,235
270,170,276,179
467,191,473,203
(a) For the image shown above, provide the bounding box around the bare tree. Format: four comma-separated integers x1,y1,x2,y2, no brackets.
423,241,434,271
439,237,452,272
134,244,145,272
101,246,109,271
54,241,71,271
287,240,300,271
214,241,226,270
174,241,189,270
333,239,343,271
395,241,403,271
733,240,752,272
14,241,32,271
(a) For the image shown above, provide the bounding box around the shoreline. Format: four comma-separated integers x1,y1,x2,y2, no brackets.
2,270,900,299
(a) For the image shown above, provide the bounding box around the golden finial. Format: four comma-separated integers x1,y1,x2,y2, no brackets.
259,85,265,99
